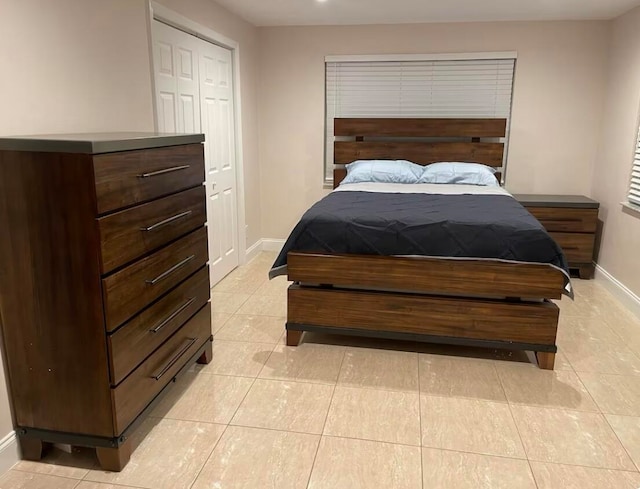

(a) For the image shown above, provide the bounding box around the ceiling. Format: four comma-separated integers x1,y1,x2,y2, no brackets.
214,0,640,26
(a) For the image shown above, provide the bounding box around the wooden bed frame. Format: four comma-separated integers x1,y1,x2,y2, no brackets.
285,118,566,370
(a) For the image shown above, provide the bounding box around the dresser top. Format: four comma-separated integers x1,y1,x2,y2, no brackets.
0,132,205,154
513,194,600,209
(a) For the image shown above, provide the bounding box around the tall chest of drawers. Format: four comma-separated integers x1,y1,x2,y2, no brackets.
0,133,212,471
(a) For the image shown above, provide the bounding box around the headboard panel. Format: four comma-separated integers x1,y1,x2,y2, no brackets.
333,118,507,188
334,141,504,166
334,118,507,138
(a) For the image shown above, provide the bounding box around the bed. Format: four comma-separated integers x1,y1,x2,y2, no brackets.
270,118,571,370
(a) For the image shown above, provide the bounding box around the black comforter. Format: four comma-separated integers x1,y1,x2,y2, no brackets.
270,190,570,290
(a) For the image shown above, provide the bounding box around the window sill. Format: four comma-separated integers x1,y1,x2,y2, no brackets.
621,201,640,218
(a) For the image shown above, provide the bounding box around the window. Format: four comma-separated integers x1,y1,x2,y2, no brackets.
324,53,517,183
628,125,640,207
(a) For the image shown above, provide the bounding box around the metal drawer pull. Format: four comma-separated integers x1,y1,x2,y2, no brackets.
137,165,190,178
151,337,197,381
145,255,195,285
149,297,196,333
141,211,192,232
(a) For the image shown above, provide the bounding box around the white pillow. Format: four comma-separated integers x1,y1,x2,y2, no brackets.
341,160,424,185
419,162,499,186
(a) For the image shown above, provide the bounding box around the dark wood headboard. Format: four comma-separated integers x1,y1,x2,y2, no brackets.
333,118,507,188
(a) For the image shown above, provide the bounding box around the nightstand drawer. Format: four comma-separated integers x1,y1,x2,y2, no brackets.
549,232,594,263
527,207,598,233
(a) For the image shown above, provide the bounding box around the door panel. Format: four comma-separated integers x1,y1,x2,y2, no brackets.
198,41,238,285
151,21,240,287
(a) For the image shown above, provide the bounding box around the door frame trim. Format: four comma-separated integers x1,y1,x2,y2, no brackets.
147,1,248,268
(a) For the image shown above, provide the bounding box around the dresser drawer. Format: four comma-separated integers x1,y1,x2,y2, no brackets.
549,232,594,264
103,227,208,330
98,186,206,273
111,303,211,434
93,144,205,215
108,267,210,385
527,207,598,233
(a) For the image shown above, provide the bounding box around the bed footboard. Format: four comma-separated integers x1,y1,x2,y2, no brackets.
285,252,565,370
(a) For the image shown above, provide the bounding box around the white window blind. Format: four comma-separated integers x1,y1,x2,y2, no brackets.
628,125,640,207
325,57,516,182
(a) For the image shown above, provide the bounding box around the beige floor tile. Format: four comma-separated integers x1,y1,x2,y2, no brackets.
245,251,278,268
212,269,266,295
604,314,640,359
308,436,422,489
557,316,640,375
510,405,634,470
530,461,640,489
211,312,232,334
419,355,505,401
231,379,333,434
192,426,318,489
606,414,640,470
560,284,632,322
150,371,253,424
211,292,250,314
0,471,78,489
554,350,574,371
198,340,273,377
85,418,225,489
339,348,419,392
236,294,287,317
76,483,146,489
578,372,640,416
215,314,285,344
421,448,536,489
420,395,525,458
496,363,598,411
254,276,291,297
259,343,345,384
324,386,420,445
12,446,95,479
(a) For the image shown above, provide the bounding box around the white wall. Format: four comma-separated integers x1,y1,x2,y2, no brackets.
256,21,610,239
591,5,640,295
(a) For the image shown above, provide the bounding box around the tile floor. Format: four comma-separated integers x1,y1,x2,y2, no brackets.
3,252,640,488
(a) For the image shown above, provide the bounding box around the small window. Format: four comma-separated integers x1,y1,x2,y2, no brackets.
628,125,640,207
324,54,517,184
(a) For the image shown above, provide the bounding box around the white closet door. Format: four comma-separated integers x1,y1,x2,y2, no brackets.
151,21,239,286
198,41,239,286
152,21,201,134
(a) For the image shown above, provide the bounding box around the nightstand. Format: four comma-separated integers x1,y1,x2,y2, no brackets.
513,194,600,279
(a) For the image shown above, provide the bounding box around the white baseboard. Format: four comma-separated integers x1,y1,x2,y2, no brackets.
0,431,18,473
244,240,263,262
261,239,286,253
595,264,640,320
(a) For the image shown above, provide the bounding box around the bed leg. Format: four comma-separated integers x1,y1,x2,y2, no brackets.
286,329,303,346
536,352,556,370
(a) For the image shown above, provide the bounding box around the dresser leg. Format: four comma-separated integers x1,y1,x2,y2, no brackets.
286,329,303,346
578,264,594,280
96,439,131,472
196,341,213,365
19,436,48,461
536,351,556,370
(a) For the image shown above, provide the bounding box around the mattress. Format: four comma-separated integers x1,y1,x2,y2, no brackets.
269,182,572,296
